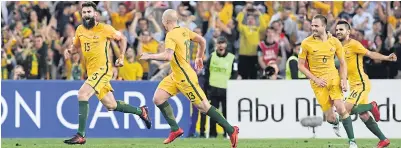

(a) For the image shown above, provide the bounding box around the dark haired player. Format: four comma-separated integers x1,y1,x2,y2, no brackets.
63,2,151,145
298,14,357,148
335,20,396,148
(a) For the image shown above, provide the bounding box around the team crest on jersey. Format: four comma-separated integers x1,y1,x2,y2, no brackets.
330,47,334,52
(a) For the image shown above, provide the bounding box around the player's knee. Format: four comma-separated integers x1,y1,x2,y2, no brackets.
359,112,370,121
333,101,346,114
346,106,353,114
196,99,211,113
77,90,90,101
104,102,117,111
153,89,171,105
153,97,164,106
344,103,354,115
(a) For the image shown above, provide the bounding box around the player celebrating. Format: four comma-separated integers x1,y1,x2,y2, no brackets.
335,20,396,148
140,9,239,148
63,2,151,145
298,15,357,148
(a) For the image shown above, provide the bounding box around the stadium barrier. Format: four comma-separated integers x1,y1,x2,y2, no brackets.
2,80,400,138
227,80,401,138
1,80,190,138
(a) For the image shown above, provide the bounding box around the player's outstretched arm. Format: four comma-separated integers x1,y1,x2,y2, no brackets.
354,41,397,62
140,31,177,61
365,51,398,62
140,48,174,61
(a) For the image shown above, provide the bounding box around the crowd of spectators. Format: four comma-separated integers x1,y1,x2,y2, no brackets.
2,1,401,80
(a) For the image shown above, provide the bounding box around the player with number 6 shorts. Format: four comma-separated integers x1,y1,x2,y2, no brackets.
336,20,397,148
139,9,239,148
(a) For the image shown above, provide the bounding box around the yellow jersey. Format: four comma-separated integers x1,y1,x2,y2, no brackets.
118,58,143,81
299,35,344,78
343,39,370,88
73,23,120,75
165,27,198,80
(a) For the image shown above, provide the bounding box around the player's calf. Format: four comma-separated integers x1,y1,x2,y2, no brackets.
359,111,388,143
333,100,355,143
359,112,370,121
73,83,96,139
152,89,180,132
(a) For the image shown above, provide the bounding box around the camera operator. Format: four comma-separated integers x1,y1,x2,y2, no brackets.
259,60,279,80
257,27,282,80
202,36,238,138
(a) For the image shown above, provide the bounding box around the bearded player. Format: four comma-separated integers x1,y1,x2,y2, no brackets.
298,15,358,148
63,2,151,144
140,9,239,148
336,20,396,148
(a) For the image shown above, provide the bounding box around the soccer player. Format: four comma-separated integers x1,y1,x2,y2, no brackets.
298,15,357,148
140,9,239,148
63,2,151,145
335,20,397,148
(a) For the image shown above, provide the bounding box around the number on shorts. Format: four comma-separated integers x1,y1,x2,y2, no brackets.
84,43,91,52
92,72,99,80
322,56,327,63
186,92,195,101
349,90,358,98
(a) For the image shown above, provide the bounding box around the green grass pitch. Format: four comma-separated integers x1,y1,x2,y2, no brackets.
2,138,401,148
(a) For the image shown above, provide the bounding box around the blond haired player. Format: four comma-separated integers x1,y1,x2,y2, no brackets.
336,20,397,148
298,14,357,148
140,9,239,148
63,2,151,145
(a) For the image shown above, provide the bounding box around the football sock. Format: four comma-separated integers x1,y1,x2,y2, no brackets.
115,101,142,115
78,101,89,137
341,114,355,141
351,104,372,114
362,115,387,140
206,106,234,135
157,101,179,132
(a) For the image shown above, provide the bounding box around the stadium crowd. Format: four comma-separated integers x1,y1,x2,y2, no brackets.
2,1,401,81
